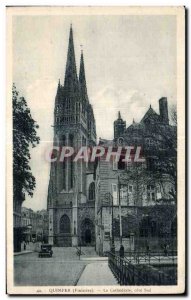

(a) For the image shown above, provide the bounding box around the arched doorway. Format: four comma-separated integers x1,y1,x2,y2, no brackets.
85,228,91,244
80,218,95,246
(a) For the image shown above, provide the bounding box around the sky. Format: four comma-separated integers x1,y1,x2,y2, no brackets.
12,14,177,211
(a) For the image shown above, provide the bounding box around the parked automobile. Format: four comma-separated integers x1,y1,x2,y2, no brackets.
39,244,53,258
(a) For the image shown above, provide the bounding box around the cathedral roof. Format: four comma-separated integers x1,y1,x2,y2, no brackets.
98,138,114,146
127,121,141,130
140,105,160,124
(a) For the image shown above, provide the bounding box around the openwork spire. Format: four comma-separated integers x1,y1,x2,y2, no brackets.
64,25,79,93
79,50,88,98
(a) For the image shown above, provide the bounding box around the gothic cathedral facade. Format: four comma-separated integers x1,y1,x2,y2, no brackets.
47,26,97,247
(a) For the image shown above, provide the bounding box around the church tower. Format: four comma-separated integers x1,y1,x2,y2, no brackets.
47,26,96,247
114,111,126,139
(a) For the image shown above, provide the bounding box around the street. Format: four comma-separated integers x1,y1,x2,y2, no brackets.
14,247,118,286
14,247,87,286
14,246,177,286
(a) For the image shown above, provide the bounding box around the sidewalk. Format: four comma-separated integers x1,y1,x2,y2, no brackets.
14,250,33,256
80,257,108,261
14,241,41,256
77,262,118,286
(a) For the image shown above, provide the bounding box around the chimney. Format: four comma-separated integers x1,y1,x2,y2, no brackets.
159,97,169,125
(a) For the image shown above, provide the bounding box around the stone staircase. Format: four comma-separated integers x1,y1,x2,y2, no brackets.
80,246,98,257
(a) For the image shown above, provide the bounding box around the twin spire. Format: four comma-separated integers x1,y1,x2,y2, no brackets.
79,50,87,97
63,25,87,97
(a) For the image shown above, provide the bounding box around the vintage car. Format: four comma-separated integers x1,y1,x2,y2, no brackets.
39,244,53,258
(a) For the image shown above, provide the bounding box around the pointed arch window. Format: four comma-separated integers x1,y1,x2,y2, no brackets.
82,136,86,146
61,135,66,189
147,184,156,201
118,156,126,170
69,134,74,189
89,182,95,201
60,215,71,233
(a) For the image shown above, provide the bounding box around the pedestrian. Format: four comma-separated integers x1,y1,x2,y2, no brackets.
166,244,169,256
163,243,168,256
146,244,150,256
24,241,26,251
119,244,124,259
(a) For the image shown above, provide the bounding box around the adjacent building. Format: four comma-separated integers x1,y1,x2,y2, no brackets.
13,192,25,252
21,207,49,243
95,99,177,254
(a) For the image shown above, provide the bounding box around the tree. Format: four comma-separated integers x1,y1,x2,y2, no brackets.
13,84,40,203
170,104,177,126
146,123,177,203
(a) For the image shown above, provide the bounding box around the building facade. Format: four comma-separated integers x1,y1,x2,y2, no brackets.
47,26,97,247
21,207,49,243
13,187,26,252
95,99,177,255
47,26,177,253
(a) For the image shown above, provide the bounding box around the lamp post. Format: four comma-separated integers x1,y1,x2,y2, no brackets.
105,192,115,254
27,224,32,242
118,175,122,245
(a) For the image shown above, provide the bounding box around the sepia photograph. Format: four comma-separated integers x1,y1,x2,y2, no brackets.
6,6,185,295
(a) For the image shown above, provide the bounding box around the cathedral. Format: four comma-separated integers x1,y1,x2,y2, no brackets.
47,26,96,247
47,26,176,253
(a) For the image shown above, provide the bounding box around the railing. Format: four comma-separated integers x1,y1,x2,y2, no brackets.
124,250,177,266
108,252,177,285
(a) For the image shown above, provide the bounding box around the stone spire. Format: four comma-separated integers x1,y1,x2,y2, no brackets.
79,49,88,100
118,111,121,119
54,79,62,126
55,79,62,105
64,25,79,93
